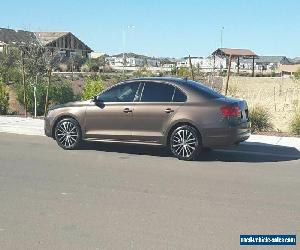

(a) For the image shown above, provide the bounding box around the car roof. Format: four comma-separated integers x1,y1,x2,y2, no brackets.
126,76,188,87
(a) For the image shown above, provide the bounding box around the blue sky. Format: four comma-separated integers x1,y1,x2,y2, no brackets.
1,0,299,58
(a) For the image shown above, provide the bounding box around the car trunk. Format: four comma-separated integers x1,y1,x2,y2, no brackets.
217,97,249,125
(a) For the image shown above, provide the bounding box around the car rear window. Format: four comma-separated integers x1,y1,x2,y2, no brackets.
186,80,224,99
173,88,187,102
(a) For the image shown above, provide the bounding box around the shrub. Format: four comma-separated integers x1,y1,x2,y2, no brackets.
16,76,75,116
0,79,9,115
58,63,68,72
132,67,155,77
81,75,105,100
80,63,90,72
249,105,272,132
227,84,239,97
177,67,190,78
294,68,300,80
290,112,300,135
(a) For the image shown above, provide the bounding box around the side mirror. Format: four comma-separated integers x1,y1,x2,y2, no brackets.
92,96,105,108
92,96,98,102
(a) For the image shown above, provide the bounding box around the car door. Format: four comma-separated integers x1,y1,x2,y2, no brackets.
85,81,140,140
132,81,186,143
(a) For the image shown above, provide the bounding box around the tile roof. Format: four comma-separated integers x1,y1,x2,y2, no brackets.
213,48,258,58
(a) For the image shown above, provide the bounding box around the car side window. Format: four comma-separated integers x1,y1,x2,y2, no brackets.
141,82,174,102
99,82,140,102
173,88,187,102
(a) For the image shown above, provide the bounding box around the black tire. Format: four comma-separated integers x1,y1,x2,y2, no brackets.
169,125,201,161
54,118,82,150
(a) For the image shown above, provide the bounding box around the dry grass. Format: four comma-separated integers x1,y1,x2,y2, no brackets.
225,76,300,132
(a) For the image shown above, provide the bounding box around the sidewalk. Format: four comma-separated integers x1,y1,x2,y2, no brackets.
1,116,300,153
0,116,44,136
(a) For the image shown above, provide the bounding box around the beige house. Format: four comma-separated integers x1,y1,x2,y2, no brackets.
279,64,300,75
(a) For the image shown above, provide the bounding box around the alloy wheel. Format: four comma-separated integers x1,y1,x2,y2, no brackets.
170,126,200,160
55,120,79,149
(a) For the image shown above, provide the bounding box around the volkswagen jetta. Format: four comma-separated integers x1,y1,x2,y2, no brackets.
45,77,250,160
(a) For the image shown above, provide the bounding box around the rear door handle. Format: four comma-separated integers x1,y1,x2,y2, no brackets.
164,108,174,113
123,107,133,113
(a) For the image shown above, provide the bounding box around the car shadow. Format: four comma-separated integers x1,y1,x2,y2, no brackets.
79,140,300,163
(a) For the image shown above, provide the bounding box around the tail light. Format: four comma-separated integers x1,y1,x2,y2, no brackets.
220,105,241,117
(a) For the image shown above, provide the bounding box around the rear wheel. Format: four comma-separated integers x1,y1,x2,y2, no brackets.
169,125,201,160
54,118,82,150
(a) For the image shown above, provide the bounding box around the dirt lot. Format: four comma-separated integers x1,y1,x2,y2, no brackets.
226,76,300,132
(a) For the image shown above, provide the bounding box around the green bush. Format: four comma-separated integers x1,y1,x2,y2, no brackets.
294,68,300,80
81,75,105,100
0,79,9,115
290,112,300,135
16,76,75,116
132,67,155,77
249,105,272,132
177,67,190,78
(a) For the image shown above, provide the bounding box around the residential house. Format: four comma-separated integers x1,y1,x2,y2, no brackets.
0,28,93,58
292,57,300,64
177,56,226,71
106,53,160,68
155,58,176,70
239,56,292,71
35,32,92,58
176,59,188,68
279,64,300,76
90,52,106,59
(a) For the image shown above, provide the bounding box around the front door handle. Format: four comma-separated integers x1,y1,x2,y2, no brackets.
123,108,133,113
164,108,174,113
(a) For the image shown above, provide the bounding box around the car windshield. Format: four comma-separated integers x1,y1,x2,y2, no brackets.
186,80,224,99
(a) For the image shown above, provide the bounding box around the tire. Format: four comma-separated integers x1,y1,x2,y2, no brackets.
169,125,201,161
54,118,82,150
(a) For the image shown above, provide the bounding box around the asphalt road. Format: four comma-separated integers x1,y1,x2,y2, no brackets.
0,133,299,249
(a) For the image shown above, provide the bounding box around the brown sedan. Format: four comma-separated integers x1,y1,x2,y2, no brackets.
45,77,250,160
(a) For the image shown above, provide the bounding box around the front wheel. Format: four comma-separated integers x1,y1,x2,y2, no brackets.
54,118,82,150
169,125,201,161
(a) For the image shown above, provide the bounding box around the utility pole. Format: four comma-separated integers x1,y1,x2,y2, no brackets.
122,25,135,77
188,55,195,81
122,28,126,76
220,27,224,48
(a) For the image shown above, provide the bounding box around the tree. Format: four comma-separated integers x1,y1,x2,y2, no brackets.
16,76,75,116
0,78,9,115
81,56,107,73
42,48,61,116
0,46,22,85
19,44,47,116
81,75,105,100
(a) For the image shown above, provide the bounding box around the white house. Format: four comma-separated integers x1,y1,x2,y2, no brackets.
106,53,160,68
176,56,227,71
91,52,106,59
